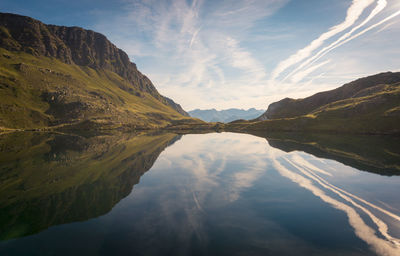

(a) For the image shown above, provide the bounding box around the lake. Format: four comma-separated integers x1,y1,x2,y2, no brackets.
0,131,399,256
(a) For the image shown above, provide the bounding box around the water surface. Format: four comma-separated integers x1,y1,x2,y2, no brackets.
0,131,399,256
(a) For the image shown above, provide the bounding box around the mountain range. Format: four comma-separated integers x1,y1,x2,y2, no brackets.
188,108,264,123
0,12,198,131
0,13,399,135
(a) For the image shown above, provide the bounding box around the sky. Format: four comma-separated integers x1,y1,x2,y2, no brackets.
1,0,400,110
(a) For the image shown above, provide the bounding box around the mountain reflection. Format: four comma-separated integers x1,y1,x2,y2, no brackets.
249,131,400,176
0,132,399,256
0,131,181,240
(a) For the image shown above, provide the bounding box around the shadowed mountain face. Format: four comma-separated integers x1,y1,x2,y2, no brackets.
248,131,400,176
0,12,190,130
258,72,400,120
228,72,400,135
0,131,181,240
189,108,264,123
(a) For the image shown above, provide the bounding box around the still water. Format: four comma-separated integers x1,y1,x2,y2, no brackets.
0,131,399,256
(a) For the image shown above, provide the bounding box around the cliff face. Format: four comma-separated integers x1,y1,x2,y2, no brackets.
258,72,400,120
0,12,188,117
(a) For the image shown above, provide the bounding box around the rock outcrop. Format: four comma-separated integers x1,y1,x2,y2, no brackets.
0,12,188,116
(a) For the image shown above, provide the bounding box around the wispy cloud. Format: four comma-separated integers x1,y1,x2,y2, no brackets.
91,0,400,110
93,0,288,109
265,0,400,108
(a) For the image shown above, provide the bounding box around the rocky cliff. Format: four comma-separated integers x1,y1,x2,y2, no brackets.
0,12,188,130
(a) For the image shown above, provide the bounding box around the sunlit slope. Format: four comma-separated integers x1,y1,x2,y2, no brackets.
0,12,196,130
0,132,180,240
229,72,400,134
258,72,400,120
0,49,193,129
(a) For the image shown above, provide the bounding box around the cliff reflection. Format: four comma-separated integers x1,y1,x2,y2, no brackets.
0,131,181,240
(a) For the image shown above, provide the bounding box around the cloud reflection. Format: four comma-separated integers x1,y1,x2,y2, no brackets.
270,153,400,255
148,132,400,255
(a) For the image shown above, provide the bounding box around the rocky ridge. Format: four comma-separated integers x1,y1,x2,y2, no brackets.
0,12,188,116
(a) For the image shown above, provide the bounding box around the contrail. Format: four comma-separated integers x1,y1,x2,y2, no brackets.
284,0,388,82
304,8,400,70
189,27,201,48
290,59,331,83
270,0,374,80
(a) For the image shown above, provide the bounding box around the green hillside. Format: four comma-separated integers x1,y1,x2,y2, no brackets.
227,72,400,135
0,13,198,131
257,72,400,120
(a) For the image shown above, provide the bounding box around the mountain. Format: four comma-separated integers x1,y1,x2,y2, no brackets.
228,72,400,135
0,131,181,240
257,72,400,120
189,108,264,123
0,13,193,131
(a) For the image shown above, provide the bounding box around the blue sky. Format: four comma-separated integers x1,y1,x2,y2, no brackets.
2,0,400,110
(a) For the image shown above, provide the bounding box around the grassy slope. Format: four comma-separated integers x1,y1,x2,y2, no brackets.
0,48,197,130
227,82,400,134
